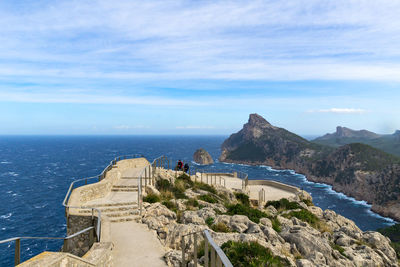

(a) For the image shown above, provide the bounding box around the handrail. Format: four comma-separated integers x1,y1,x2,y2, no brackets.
203,230,233,267
0,153,145,267
180,229,233,267
0,226,95,266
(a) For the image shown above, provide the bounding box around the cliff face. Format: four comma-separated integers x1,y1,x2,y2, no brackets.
220,114,400,221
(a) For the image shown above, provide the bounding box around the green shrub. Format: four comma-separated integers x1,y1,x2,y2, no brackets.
302,198,314,206
205,217,214,226
156,179,172,191
234,192,250,206
221,241,288,267
283,210,319,227
271,217,281,233
378,224,400,259
330,242,346,257
162,200,177,212
185,198,199,208
143,193,160,203
225,203,268,223
211,222,231,233
177,173,194,184
265,198,303,211
199,194,218,203
193,182,217,194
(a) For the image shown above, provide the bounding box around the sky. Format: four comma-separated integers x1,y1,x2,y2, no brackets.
0,0,400,136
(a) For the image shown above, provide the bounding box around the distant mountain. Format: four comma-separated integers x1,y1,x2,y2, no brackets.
313,127,400,156
220,114,400,222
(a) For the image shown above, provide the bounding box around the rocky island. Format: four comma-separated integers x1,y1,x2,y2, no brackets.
193,148,214,165
219,114,400,222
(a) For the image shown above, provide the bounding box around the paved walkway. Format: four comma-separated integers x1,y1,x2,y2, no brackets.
194,173,297,202
111,223,167,267
81,159,168,267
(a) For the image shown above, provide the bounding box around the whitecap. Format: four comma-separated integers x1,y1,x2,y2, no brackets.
0,161,11,164
8,172,19,177
0,213,12,219
1,227,6,230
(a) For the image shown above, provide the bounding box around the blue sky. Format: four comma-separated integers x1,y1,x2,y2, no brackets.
1,0,400,135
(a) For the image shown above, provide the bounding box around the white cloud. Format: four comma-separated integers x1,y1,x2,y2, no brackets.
113,125,150,130
307,108,367,114
175,126,215,129
0,0,400,84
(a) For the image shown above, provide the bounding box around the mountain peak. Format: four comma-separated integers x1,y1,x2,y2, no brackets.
248,113,271,127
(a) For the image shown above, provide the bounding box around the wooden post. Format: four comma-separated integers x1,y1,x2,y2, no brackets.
204,239,209,267
14,238,20,266
193,234,198,267
145,168,147,187
211,246,216,266
181,236,186,267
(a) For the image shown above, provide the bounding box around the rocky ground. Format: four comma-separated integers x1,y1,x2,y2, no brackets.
140,170,398,266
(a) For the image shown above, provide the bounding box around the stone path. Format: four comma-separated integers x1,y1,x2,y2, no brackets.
78,158,297,267
81,161,168,267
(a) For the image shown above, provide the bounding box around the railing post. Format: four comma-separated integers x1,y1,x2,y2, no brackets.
217,256,222,267
89,227,94,245
14,238,20,266
193,234,198,267
145,168,148,187
63,238,69,252
181,235,186,267
205,238,209,267
211,246,216,267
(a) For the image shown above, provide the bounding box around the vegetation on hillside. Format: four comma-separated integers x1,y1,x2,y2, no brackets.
221,240,288,267
378,224,400,259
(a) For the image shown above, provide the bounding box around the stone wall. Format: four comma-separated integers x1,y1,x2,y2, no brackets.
18,243,113,267
64,215,99,257
248,179,300,194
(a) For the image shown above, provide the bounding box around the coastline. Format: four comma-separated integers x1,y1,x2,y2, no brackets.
220,159,399,225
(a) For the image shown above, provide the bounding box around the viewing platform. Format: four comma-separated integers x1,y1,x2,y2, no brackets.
7,155,300,267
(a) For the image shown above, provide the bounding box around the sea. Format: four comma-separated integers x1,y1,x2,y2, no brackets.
0,135,396,266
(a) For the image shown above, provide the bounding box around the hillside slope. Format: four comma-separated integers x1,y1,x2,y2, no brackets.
313,127,400,156
220,114,400,221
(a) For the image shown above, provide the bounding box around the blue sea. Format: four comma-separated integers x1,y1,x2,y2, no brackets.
0,136,396,266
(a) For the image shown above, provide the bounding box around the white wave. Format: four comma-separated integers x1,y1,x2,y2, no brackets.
1,227,6,230
79,163,87,166
0,213,12,219
34,204,48,209
0,161,11,164
7,172,19,177
366,209,396,223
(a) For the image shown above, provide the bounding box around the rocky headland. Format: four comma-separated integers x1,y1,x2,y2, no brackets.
314,126,400,157
193,148,214,165
219,114,400,222
141,170,398,266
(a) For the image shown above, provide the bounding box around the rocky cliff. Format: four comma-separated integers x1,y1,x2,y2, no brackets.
220,114,400,222
193,148,214,165
142,170,398,266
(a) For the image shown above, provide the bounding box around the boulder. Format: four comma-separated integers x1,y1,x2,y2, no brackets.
229,215,252,233
193,148,214,165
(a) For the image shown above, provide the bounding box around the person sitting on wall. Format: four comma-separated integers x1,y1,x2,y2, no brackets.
176,160,183,171
184,163,189,173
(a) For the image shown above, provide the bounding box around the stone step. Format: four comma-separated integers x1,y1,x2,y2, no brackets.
84,201,137,208
110,216,141,223
78,205,138,213
111,188,138,192
112,185,138,188
104,210,139,218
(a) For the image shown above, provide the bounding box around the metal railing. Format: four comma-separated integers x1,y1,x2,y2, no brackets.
181,230,233,267
0,154,145,266
0,226,96,266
